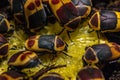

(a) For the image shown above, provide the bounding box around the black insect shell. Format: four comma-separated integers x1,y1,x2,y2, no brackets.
83,42,120,64
89,10,120,33
83,44,113,65
25,35,67,53
8,51,40,69
0,34,9,58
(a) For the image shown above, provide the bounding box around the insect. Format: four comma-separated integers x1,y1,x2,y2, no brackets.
10,0,47,33
8,51,42,70
89,10,120,33
45,0,81,41
76,65,105,80
0,14,11,34
24,0,47,33
0,70,27,80
83,42,120,65
72,0,92,18
25,35,68,55
0,34,9,59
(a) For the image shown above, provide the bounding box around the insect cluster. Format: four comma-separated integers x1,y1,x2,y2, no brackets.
0,0,120,80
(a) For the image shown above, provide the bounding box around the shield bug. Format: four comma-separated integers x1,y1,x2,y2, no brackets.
83,42,120,65
0,70,27,80
89,10,120,33
72,0,92,18
0,34,9,59
76,65,105,80
8,51,41,70
25,35,68,55
0,14,11,34
24,0,47,33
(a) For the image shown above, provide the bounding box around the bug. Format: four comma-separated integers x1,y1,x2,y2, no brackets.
8,51,42,70
25,34,68,56
83,42,120,65
10,0,47,33
24,0,47,33
0,70,27,80
0,34,9,59
0,14,11,34
44,0,81,41
89,10,120,33
72,0,92,18
76,65,105,80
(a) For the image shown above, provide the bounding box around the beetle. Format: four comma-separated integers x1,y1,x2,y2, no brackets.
0,70,27,80
25,35,68,55
83,42,120,65
71,0,92,18
8,51,41,70
9,0,26,24
44,0,81,41
0,14,11,34
89,10,120,33
24,0,47,33
76,65,105,80
0,34,9,59
47,0,81,31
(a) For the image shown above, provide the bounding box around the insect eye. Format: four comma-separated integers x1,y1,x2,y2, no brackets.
27,2,35,10
51,0,59,4
35,0,41,7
